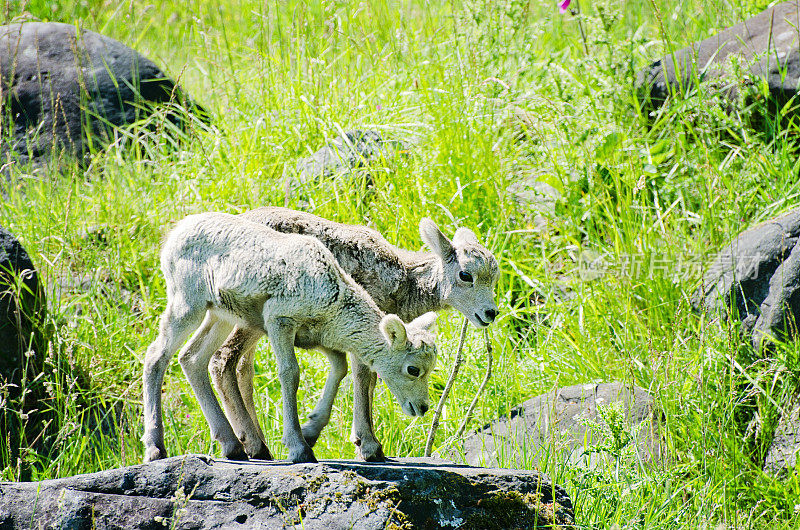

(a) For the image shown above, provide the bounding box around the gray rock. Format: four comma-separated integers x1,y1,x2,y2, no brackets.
0,22,205,169
764,396,800,475
693,208,800,349
285,130,408,203
294,130,403,180
696,208,800,475
461,383,660,469
0,225,49,478
0,225,44,376
0,454,575,529
636,2,800,111
507,175,561,233
51,269,140,316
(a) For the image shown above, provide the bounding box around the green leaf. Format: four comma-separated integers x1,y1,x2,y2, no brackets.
595,131,623,161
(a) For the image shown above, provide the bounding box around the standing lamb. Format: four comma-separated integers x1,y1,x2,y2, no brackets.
142,213,437,464
210,207,499,461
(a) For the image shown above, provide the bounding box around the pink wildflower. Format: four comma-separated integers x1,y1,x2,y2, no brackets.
559,0,571,13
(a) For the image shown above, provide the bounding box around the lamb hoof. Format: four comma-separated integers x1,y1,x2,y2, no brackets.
289,446,318,464
144,445,167,463
242,436,274,460
250,444,274,461
356,443,386,462
224,445,250,461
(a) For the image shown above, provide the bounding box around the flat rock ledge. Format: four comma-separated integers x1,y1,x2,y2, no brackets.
0,455,574,529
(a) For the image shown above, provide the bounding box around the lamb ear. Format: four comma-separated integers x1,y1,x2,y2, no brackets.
452,227,479,247
419,218,454,260
410,312,437,334
380,314,407,349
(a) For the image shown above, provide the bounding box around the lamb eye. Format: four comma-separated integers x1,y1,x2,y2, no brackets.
459,271,473,283
407,366,421,377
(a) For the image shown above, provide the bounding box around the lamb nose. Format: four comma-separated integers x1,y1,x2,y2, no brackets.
420,403,429,415
485,308,497,322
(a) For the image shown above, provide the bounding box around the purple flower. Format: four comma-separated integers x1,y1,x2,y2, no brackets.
559,0,571,13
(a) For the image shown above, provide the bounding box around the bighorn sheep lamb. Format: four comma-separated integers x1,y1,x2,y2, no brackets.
142,212,437,464
210,207,499,461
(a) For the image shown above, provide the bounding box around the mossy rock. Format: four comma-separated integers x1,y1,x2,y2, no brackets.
0,455,574,529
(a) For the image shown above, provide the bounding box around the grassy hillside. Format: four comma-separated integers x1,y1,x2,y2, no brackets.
2,0,800,527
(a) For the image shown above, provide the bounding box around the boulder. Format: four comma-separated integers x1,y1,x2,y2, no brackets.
764,395,800,476
695,209,800,475
692,208,800,350
294,130,404,179
0,225,49,477
0,22,204,169
461,382,660,469
636,2,800,112
52,269,140,316
507,175,561,233
0,454,575,529
286,129,407,199
0,225,44,376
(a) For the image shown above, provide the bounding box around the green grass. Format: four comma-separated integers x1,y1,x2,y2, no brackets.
2,0,800,527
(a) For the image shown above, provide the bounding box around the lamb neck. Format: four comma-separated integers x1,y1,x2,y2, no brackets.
393,250,446,321
323,291,387,366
